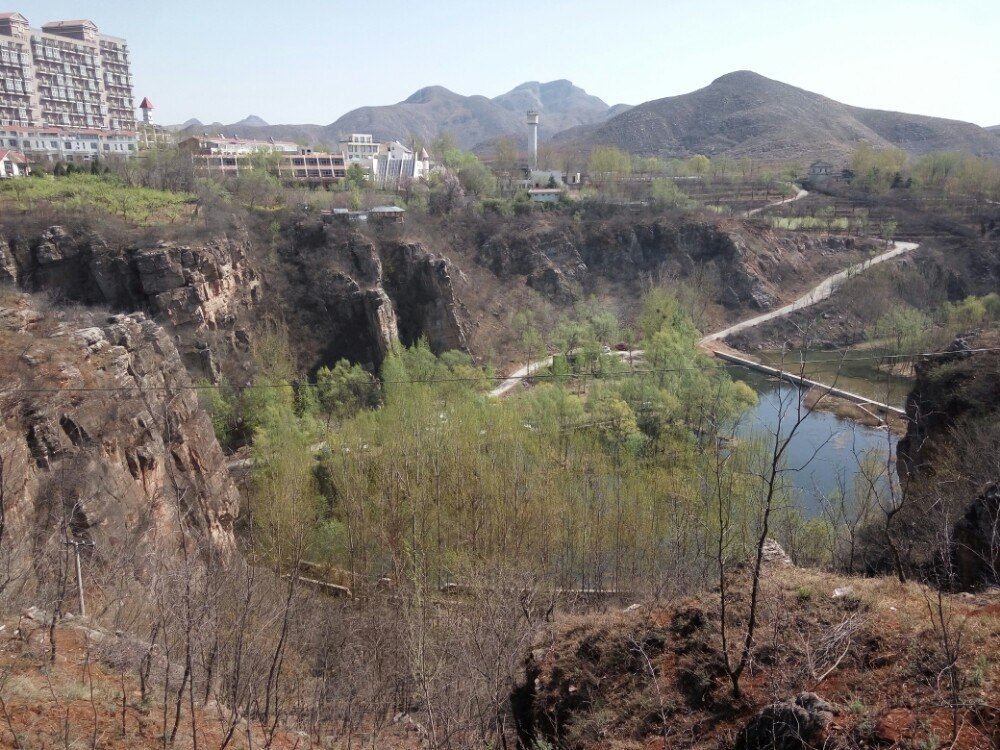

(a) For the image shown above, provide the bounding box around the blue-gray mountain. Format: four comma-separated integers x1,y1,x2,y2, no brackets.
172,72,1000,161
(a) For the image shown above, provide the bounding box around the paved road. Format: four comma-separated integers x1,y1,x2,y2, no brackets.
490,238,920,398
745,188,809,217
699,241,919,344
490,355,556,398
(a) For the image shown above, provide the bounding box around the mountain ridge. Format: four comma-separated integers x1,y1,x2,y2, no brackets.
172,80,625,150
169,72,1000,161
555,70,1000,163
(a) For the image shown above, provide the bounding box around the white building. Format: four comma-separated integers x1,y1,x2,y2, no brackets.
0,124,136,161
372,141,430,189
0,147,27,176
339,133,378,164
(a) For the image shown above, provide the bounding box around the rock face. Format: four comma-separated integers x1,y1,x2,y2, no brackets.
0,225,261,379
954,483,999,588
275,222,468,370
895,339,1000,588
476,216,845,311
380,241,468,351
0,293,239,577
736,693,836,750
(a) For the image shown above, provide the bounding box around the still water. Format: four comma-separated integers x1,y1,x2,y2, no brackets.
733,369,898,518
756,347,914,408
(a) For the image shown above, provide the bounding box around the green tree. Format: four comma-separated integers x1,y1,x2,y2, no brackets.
588,146,632,184
650,177,690,209
344,163,368,189
683,154,711,176
316,360,379,421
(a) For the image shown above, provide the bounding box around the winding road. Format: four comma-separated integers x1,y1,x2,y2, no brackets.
700,240,920,345
490,238,921,398
745,188,809,217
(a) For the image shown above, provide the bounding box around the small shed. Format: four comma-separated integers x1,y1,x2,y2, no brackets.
528,188,563,203
369,205,406,224
808,160,835,177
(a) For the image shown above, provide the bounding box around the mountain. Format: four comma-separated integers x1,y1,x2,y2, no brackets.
988,125,1000,135
323,80,625,151
173,120,326,146
164,117,203,132
323,85,520,150
169,81,625,151
555,71,1000,163
491,79,615,134
234,114,269,128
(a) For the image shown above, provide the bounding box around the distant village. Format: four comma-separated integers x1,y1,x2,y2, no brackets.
0,11,588,207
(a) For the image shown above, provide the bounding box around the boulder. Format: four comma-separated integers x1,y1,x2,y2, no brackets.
737,693,836,750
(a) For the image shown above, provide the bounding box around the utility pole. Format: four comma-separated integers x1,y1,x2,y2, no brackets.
64,540,95,617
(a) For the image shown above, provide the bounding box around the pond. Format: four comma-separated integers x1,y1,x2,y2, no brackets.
755,347,914,408
733,369,898,518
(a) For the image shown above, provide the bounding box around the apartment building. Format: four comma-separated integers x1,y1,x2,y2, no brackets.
0,125,135,158
0,12,137,159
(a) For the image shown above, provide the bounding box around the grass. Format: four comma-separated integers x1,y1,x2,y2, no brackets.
770,216,851,231
0,173,196,225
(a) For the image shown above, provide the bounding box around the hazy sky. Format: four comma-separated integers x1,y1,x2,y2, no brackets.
18,0,1000,127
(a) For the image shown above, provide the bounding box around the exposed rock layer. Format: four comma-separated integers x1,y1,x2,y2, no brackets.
0,225,260,379
0,293,239,575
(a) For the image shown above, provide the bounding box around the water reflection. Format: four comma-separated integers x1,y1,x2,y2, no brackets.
734,371,897,518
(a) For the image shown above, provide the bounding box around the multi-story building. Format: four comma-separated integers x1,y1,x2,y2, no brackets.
0,124,135,158
179,136,347,184
372,142,430,189
339,133,379,164
0,12,136,159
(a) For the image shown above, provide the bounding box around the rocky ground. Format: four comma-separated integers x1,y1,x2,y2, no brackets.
514,553,1000,750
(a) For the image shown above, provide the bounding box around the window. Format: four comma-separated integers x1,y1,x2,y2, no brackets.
90,142,97,149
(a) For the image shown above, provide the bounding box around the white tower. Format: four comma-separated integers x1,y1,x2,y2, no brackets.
139,97,154,125
527,110,539,169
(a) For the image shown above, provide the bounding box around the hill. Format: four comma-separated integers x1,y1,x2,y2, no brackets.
515,556,1000,750
233,113,269,127
324,79,622,150
172,120,326,145
555,70,1000,163
322,85,520,150
172,80,625,151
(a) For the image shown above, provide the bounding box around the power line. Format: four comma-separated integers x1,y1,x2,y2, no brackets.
2,347,998,395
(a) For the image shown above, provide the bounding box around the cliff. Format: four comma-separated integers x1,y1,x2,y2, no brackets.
0,224,261,380
896,335,1000,588
273,221,469,370
0,291,240,582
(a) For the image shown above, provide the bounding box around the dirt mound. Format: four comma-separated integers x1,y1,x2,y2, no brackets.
514,566,1000,749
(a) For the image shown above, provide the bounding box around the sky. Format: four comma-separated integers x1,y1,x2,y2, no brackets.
17,0,1000,128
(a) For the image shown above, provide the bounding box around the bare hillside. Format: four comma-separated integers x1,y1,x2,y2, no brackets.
556,70,1000,163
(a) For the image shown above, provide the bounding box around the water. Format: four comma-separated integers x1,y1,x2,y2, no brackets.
733,369,897,518
756,347,914,408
